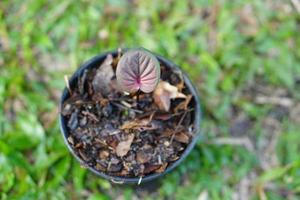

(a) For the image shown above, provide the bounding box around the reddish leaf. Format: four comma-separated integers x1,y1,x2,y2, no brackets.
116,48,160,93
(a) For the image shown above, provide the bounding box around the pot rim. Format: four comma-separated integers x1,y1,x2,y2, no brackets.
59,49,202,184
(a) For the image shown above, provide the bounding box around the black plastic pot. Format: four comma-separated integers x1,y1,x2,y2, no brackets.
59,49,202,184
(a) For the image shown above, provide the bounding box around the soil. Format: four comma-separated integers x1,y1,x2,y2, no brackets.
61,53,196,177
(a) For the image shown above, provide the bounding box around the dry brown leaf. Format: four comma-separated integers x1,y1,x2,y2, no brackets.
136,144,152,164
174,132,190,144
174,94,192,113
155,163,168,173
99,150,109,160
136,151,151,164
143,164,161,174
160,129,174,138
120,119,162,131
120,119,149,130
116,134,134,157
92,54,114,97
107,137,118,150
153,81,187,111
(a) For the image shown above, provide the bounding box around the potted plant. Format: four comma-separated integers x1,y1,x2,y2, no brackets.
59,48,201,184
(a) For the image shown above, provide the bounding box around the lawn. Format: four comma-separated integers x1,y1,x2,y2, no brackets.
1,0,300,199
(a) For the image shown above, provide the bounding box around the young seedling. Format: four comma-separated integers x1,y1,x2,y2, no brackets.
116,48,160,106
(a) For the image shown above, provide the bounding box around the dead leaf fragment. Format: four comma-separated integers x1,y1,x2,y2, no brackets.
160,129,174,138
92,54,114,97
99,150,109,160
116,134,134,157
174,132,190,144
174,95,192,112
143,164,161,174
154,81,187,111
121,119,149,130
155,163,168,173
136,144,153,164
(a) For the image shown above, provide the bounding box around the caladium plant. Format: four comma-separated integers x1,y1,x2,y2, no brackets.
116,48,160,94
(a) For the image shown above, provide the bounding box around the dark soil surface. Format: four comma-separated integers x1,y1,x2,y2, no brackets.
61,53,196,177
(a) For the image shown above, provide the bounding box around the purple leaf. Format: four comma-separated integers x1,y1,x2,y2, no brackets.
116,48,160,93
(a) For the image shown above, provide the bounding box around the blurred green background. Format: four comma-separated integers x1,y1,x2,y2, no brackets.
1,0,300,199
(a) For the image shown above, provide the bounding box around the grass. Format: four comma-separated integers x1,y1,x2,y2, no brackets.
1,0,300,199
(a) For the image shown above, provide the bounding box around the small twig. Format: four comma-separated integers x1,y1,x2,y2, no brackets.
120,100,132,108
82,111,99,122
94,138,107,146
64,75,72,95
110,102,143,114
170,110,188,144
137,108,194,120
148,110,156,122
107,161,111,171
175,111,188,132
136,90,141,109
136,109,159,119
171,108,194,119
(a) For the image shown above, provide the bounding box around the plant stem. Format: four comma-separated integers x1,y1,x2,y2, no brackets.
136,90,140,109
